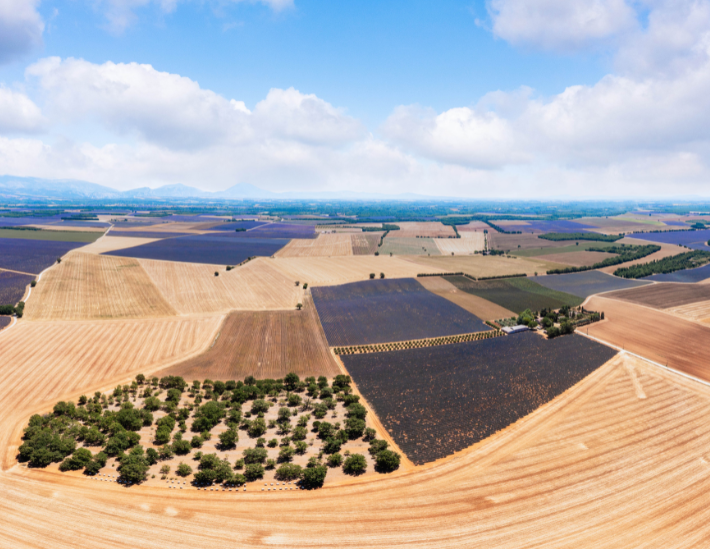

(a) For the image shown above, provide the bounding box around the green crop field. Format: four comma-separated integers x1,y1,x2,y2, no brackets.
0,229,104,243
445,275,584,314
379,237,441,256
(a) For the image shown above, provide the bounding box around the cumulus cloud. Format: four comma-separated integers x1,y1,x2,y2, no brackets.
0,0,44,64
0,87,45,133
488,0,637,52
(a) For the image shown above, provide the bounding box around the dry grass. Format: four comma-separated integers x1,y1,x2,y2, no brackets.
406,254,566,277
417,276,515,320
275,233,353,258
434,232,485,255
25,252,176,321
7,349,710,547
79,236,161,255
166,295,340,380
586,295,710,381
139,257,301,314
268,256,440,286
390,222,456,238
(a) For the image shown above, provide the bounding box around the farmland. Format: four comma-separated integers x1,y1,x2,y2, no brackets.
350,233,381,255
417,276,515,320
407,254,565,277
434,232,485,255
490,232,571,251
80,236,160,255
139,258,301,314
275,234,353,258
535,250,618,267
106,235,290,265
605,282,710,309
312,278,489,346
342,332,617,464
445,275,584,313
234,223,317,239
0,316,10,330
379,237,441,256
0,229,103,242
207,221,267,231
0,238,87,274
494,220,597,233
0,270,33,305
268,256,438,286
631,228,710,250
586,296,710,381
167,296,340,380
530,271,651,299
25,252,177,321
107,231,192,239
642,262,710,283
387,222,456,238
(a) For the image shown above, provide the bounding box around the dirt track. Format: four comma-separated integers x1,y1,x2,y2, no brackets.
6,351,710,547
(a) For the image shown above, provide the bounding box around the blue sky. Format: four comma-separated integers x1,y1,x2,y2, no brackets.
0,0,709,197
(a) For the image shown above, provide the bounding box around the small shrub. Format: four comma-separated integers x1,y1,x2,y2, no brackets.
176,463,192,477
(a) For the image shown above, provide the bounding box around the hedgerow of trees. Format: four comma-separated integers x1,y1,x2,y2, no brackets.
614,250,710,278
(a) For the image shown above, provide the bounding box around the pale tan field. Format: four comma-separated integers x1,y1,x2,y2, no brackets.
578,216,664,234
80,235,160,254
268,255,441,286
664,300,710,324
597,237,685,274
7,349,710,547
434,232,485,255
25,252,177,321
28,224,106,232
456,221,489,232
417,276,515,320
585,296,710,381
389,222,456,238
139,258,301,314
351,233,382,255
275,233,353,258
535,250,618,267
407,254,567,277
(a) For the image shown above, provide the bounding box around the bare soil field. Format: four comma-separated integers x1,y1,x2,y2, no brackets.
351,233,382,255
605,282,710,309
489,232,571,251
268,256,439,286
407,254,566,277
457,221,490,232
417,276,515,320
80,236,161,254
275,234,353,258
389,222,456,238
434,232,485,255
25,252,177,321
166,295,340,380
597,237,685,274
535,250,618,267
139,258,301,314
7,348,710,547
665,300,710,324
585,296,710,381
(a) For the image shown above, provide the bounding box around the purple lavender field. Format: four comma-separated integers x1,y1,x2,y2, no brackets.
0,238,86,274
207,221,267,231
0,270,34,305
502,220,596,233
312,278,490,346
631,229,710,251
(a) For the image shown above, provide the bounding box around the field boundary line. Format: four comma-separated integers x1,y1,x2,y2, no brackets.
333,329,504,355
0,267,37,276
577,330,710,390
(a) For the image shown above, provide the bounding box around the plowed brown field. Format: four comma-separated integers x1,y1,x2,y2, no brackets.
605,282,710,309
585,296,710,381
25,252,176,321
268,256,439,286
390,222,456,238
275,233,353,257
166,295,340,380
417,276,515,320
536,250,618,267
7,348,710,547
139,257,301,314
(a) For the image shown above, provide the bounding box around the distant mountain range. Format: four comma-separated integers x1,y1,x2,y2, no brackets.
0,175,446,202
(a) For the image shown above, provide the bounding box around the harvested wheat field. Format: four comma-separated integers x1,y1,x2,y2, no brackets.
268,255,441,286
351,232,382,255
456,220,489,232
407,254,566,277
390,222,456,238
139,257,300,314
597,237,684,274
7,348,710,547
434,232,485,255
665,300,710,324
79,235,161,255
25,252,176,321
418,276,515,320
585,296,710,381
166,295,340,380
275,233,353,258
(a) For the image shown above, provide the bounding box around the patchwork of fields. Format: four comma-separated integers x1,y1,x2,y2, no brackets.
343,332,617,464
417,276,515,320
530,270,651,299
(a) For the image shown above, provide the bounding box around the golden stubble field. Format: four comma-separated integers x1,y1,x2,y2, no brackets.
6,348,710,547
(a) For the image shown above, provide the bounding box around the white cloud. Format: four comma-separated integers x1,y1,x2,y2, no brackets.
97,0,293,34
488,0,637,52
0,0,44,64
0,87,45,133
